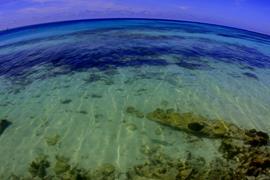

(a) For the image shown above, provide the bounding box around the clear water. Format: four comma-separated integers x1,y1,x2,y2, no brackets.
0,19,270,179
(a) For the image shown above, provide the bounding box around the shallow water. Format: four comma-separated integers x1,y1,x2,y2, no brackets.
0,19,270,179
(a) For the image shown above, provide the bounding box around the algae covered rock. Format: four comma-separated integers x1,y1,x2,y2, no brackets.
209,120,230,137
146,108,235,138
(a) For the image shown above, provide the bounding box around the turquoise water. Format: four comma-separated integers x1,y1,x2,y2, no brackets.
0,19,270,179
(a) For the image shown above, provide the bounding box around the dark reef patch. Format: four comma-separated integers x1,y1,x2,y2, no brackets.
83,73,103,83
91,94,103,98
78,110,88,114
1,20,270,87
176,60,211,70
188,122,205,131
60,99,72,104
245,129,269,146
1,42,269,84
28,155,50,178
243,72,259,80
0,119,12,136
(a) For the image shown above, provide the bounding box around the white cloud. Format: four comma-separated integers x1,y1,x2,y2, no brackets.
178,6,189,11
18,0,150,16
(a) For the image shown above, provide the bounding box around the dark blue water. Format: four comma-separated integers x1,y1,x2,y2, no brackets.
0,19,270,88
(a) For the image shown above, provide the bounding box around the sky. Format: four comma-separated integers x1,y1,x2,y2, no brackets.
0,0,270,35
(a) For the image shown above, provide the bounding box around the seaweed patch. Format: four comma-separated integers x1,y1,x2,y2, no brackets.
125,106,144,118
78,110,88,114
45,134,60,146
28,155,50,178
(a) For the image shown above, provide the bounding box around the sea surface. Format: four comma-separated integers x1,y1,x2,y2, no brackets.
0,19,270,179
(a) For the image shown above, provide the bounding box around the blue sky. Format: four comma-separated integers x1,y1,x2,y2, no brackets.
0,0,270,35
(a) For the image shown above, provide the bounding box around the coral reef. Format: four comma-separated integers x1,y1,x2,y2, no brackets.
0,119,12,136
28,155,50,178
9,139,270,180
14,155,118,180
127,147,234,180
220,139,270,178
146,108,270,179
5,107,270,179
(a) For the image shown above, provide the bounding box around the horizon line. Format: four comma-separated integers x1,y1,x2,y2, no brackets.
0,17,270,37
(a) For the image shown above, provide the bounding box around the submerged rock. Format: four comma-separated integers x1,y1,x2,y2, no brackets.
0,119,12,136
6,107,270,179
243,72,259,80
244,129,269,146
146,108,242,139
28,155,50,178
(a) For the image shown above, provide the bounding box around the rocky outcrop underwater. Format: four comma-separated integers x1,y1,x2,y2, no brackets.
7,107,270,179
